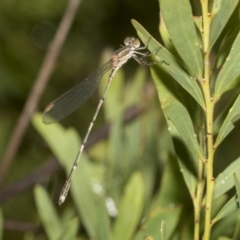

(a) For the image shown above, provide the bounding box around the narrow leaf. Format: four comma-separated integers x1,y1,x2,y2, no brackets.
161,98,203,160
134,207,182,240
213,28,240,81
210,0,238,49
233,178,240,238
131,19,205,109
70,155,111,240
213,94,238,136
214,94,240,148
215,31,240,98
211,208,240,238
217,237,233,240
154,155,185,207
144,236,154,240
213,194,238,223
194,16,203,34
212,194,229,219
160,220,166,240
233,215,240,240
159,0,203,78
159,13,173,51
100,68,124,121
234,173,240,204
112,172,144,240
32,113,79,169
59,218,79,240
151,66,198,198
214,158,240,199
34,185,62,240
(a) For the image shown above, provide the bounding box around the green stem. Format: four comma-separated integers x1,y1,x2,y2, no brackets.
200,0,215,239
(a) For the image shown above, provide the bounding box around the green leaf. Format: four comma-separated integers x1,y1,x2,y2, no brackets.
214,31,240,98
100,68,124,122
213,195,238,223
112,172,144,240
160,220,166,240
61,207,79,225
150,63,182,102
214,94,240,148
32,113,111,240
233,215,240,240
212,194,229,220
161,98,203,161
212,207,240,239
131,19,205,109
32,113,80,170
214,158,240,199
180,218,194,240
159,0,203,78
150,66,198,199
163,121,198,200
59,218,79,240
217,237,233,240
233,174,240,238
124,67,146,106
69,154,111,240
139,106,164,205
194,16,203,34
34,185,62,240
212,28,240,83
210,0,239,49
106,115,124,192
159,13,174,51
144,236,154,240
154,155,185,207
234,173,240,203
213,94,238,136
134,206,182,240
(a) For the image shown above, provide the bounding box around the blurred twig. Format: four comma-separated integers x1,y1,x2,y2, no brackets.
4,220,39,232
0,0,82,184
0,157,61,203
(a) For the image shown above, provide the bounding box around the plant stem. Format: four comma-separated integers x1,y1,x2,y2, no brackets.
200,0,215,239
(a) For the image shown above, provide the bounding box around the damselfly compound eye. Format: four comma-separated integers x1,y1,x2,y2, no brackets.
132,39,140,48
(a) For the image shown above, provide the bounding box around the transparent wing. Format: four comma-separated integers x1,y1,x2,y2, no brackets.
43,61,112,124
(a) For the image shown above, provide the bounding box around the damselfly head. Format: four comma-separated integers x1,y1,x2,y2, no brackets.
124,37,140,48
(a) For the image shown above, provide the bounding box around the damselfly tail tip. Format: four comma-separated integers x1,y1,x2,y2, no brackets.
58,195,65,205
59,181,70,205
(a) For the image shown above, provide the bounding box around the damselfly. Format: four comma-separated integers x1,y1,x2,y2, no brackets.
43,37,159,205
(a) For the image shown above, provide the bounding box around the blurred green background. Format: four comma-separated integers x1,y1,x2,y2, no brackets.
0,0,163,239
1,0,240,239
